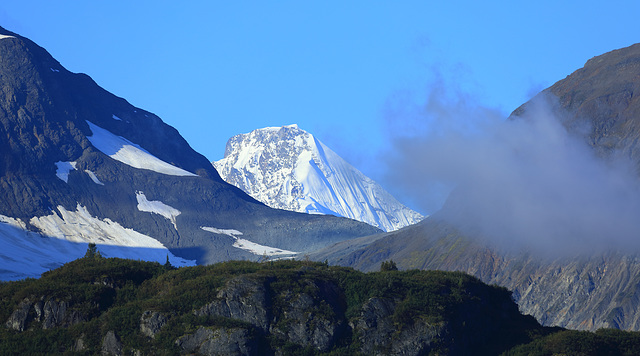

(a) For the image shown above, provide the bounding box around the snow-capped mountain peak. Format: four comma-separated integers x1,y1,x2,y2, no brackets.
214,125,423,231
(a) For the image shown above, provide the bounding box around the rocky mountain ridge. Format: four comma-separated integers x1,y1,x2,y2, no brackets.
214,124,423,232
314,42,640,331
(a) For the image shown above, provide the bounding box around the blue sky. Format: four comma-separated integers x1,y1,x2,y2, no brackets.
1,1,639,213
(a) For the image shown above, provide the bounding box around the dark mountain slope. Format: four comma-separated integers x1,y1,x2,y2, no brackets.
512,43,640,164
0,26,380,276
314,43,640,331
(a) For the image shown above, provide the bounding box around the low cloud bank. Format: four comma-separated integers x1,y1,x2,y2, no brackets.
384,89,640,256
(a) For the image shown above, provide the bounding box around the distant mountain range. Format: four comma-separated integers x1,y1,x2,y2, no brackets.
214,124,423,232
0,26,379,280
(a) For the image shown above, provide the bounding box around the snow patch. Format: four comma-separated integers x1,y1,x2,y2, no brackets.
0,206,195,281
86,121,197,177
50,68,60,73
136,191,181,230
201,226,297,256
201,226,243,237
112,114,122,121
84,170,104,185
55,161,77,183
0,34,15,40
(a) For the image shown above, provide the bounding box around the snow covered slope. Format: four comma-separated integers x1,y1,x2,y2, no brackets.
214,125,423,231
0,207,195,281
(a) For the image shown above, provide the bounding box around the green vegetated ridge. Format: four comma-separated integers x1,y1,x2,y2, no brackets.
3,254,640,355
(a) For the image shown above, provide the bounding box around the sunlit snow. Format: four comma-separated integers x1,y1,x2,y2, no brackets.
55,161,77,182
136,191,181,230
0,35,15,40
214,125,424,232
86,121,197,177
0,205,195,281
201,226,297,256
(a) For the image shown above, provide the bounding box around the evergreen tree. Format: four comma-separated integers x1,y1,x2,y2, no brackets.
84,243,102,259
380,260,398,271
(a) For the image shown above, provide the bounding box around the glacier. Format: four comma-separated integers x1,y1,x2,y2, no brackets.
214,124,423,232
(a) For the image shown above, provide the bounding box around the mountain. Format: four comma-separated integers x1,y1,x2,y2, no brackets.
214,125,423,232
0,26,380,281
313,43,640,331
1,257,563,355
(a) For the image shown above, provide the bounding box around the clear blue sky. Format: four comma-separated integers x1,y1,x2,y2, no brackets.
1,1,638,213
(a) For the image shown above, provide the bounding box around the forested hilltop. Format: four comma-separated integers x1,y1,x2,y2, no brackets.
2,254,640,355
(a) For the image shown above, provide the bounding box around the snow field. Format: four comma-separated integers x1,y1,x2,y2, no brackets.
201,226,297,256
135,191,181,230
0,205,195,281
86,121,197,177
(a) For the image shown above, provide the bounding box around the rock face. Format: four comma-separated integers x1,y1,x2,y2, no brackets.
175,327,257,356
353,297,444,356
140,311,167,338
4,296,85,331
0,26,380,280
101,330,123,356
270,279,346,352
214,125,423,232
195,276,270,331
5,298,31,331
512,43,640,167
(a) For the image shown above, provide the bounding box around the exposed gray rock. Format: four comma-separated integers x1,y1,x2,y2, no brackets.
271,280,346,352
41,299,67,329
195,276,269,331
5,298,32,331
140,310,167,338
175,326,256,356
72,334,86,352
101,330,123,356
33,299,43,322
352,297,443,356
39,298,84,329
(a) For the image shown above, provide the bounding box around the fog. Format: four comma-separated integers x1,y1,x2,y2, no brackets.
384,87,640,255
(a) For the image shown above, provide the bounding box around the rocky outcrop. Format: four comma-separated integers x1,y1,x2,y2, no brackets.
270,279,346,352
175,326,256,356
195,276,270,331
139,310,167,338
352,297,443,356
72,334,87,352
4,296,84,331
5,298,32,331
101,330,123,355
